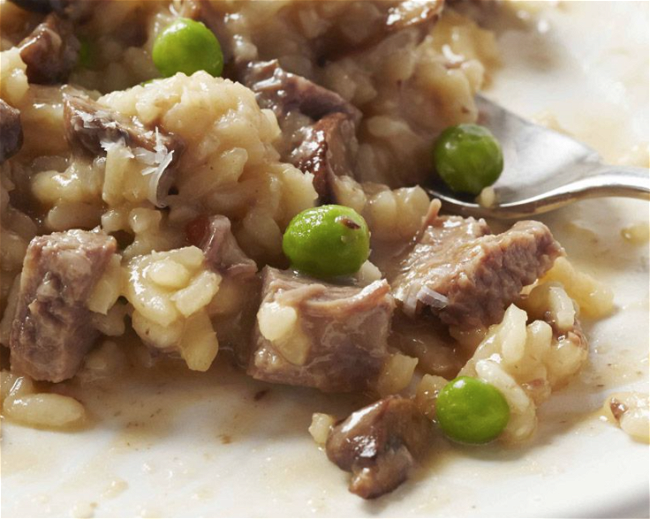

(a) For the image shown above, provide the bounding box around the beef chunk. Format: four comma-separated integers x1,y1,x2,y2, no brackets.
63,93,185,207
200,216,257,279
326,396,433,499
248,267,394,393
0,100,23,164
9,0,95,21
243,60,361,123
290,113,358,201
9,230,117,382
391,217,564,329
18,13,80,84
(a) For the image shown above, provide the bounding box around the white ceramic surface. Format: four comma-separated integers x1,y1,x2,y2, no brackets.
1,2,648,518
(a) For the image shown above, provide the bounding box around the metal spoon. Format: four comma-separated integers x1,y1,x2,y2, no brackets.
427,95,650,219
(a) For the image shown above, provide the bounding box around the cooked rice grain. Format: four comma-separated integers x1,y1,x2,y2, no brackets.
603,392,650,444
3,393,85,429
376,353,419,397
309,413,336,446
541,257,614,319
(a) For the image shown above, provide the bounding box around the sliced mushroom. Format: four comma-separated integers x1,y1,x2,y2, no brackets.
291,113,358,201
326,396,434,499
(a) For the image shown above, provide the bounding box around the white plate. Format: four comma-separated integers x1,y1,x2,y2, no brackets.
2,2,648,517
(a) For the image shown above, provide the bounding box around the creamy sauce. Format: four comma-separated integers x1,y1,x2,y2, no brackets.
1,356,352,515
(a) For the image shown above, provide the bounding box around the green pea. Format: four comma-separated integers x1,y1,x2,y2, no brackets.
152,18,223,78
433,123,504,195
282,205,370,279
435,376,510,444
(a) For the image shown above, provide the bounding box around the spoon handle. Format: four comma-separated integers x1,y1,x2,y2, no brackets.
586,165,650,200
504,165,650,217
427,165,649,221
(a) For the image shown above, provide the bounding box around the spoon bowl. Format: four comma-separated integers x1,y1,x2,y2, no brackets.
427,95,650,219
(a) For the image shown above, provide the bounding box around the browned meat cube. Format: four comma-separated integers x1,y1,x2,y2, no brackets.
18,13,80,84
0,99,23,164
326,396,434,499
391,216,564,329
9,230,117,382
247,267,394,392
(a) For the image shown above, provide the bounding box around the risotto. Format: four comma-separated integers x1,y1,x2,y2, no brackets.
0,0,639,502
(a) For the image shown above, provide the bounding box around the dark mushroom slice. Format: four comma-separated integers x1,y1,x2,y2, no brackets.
0,99,24,164
290,113,358,202
326,396,434,499
18,13,80,84
247,267,394,393
9,230,117,383
391,215,564,329
63,93,185,207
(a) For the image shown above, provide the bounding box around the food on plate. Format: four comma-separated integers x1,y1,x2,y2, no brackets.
0,0,638,504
